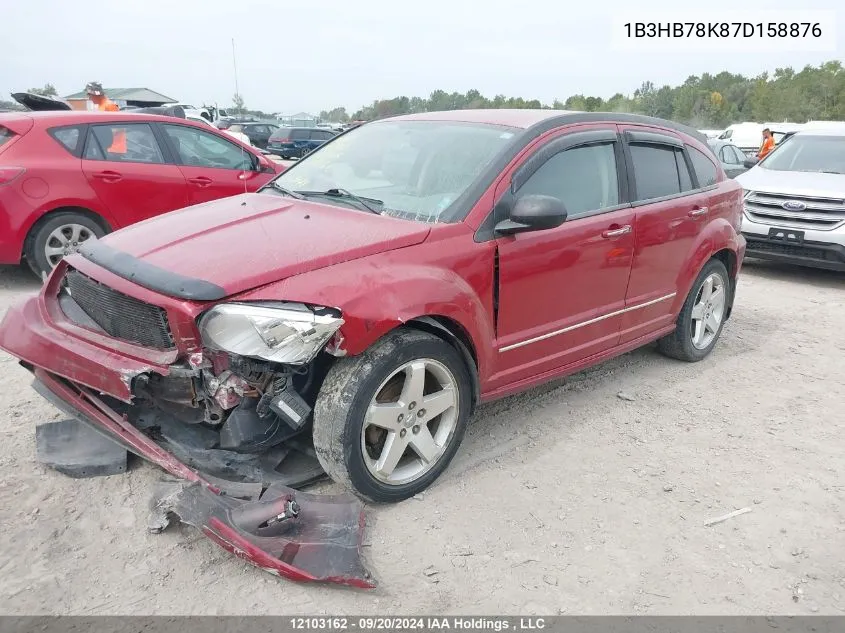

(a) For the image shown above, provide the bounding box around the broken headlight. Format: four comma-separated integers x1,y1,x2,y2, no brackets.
198,302,344,365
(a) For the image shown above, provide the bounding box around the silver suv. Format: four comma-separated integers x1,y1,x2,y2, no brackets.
736,129,845,271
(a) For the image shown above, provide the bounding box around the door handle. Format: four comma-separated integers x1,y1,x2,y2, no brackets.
688,206,709,217
92,170,122,182
601,225,632,238
187,176,212,186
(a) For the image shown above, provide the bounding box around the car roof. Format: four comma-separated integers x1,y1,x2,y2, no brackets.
0,110,192,125
793,128,845,138
383,109,709,145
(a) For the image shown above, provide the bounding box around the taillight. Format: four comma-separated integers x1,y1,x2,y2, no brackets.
0,167,25,185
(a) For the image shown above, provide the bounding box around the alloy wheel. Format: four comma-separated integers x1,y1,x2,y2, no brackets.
690,272,727,349
44,224,95,268
360,358,459,486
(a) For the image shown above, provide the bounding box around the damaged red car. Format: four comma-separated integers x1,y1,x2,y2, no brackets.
0,110,746,510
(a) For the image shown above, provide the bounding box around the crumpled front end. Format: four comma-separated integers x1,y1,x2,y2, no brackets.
0,256,373,588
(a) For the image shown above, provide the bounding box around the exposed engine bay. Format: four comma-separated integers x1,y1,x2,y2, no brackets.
125,349,335,489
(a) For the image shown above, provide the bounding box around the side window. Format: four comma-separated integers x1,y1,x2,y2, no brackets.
291,129,309,141
516,143,620,217
163,124,253,170
731,146,747,163
84,123,164,164
687,145,719,187
49,126,83,155
676,150,693,191
719,146,738,165
629,144,682,200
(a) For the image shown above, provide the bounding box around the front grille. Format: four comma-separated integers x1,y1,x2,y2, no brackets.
745,191,845,231
62,268,174,349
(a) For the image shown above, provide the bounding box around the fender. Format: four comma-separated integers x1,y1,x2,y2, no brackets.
234,250,497,382
672,216,741,315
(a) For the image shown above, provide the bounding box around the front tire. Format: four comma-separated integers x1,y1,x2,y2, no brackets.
25,212,106,278
658,258,731,362
313,328,472,503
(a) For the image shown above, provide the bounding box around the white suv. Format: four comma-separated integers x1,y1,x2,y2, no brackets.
735,129,845,271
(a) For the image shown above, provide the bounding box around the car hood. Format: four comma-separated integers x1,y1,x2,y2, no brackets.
736,167,845,199
11,92,72,111
99,193,431,297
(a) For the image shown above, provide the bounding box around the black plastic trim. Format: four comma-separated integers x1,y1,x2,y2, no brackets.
78,240,227,301
511,129,618,193
624,129,683,148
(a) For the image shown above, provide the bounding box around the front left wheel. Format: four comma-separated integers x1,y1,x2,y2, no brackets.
313,328,472,503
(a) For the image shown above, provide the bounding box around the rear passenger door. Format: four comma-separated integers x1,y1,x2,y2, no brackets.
81,122,188,227
618,126,711,343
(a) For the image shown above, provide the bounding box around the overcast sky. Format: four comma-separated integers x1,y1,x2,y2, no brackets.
4,0,843,115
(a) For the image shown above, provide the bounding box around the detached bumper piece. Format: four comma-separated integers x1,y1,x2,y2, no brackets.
149,481,375,588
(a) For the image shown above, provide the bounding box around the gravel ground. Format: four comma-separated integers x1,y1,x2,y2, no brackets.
1,260,844,615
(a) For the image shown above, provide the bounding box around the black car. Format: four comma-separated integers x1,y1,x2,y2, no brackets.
707,139,758,178
225,122,279,150
266,126,337,159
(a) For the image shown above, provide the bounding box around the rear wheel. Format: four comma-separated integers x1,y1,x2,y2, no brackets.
658,259,730,362
25,211,106,278
313,329,472,503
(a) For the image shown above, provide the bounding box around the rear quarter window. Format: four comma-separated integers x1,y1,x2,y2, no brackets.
48,126,84,156
687,145,719,187
0,127,14,148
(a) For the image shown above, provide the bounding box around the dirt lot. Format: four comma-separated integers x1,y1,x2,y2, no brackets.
1,260,844,615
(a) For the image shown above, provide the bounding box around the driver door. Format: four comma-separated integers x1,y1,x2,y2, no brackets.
159,123,265,206
489,125,636,390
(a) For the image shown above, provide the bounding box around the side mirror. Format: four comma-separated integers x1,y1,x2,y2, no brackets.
495,194,568,236
255,154,275,173
743,157,758,169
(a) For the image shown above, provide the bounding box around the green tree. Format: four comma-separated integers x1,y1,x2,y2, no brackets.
232,93,245,114
27,83,58,97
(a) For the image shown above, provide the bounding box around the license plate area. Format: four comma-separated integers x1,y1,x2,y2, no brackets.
768,227,805,244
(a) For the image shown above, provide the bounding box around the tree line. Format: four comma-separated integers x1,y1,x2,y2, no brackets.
318,60,845,127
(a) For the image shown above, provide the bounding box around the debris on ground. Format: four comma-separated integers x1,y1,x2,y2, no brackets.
704,507,753,527
616,392,636,402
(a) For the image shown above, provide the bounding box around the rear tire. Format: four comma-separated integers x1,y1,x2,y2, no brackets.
25,211,107,278
313,328,472,503
658,259,731,362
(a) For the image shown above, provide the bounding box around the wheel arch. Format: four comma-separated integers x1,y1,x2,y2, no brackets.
674,218,742,319
403,316,481,413
711,247,738,320
22,205,113,262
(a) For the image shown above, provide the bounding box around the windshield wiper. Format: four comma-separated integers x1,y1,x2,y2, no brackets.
819,170,843,175
265,181,305,199
298,188,383,214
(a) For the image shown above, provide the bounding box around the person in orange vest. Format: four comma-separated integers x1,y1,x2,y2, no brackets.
85,82,127,154
757,128,775,160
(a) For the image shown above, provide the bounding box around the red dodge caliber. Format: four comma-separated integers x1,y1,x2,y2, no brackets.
0,110,745,580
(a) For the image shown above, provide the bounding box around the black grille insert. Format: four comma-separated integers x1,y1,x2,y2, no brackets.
63,269,174,349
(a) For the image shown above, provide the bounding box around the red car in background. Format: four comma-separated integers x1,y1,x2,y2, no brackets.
0,110,282,276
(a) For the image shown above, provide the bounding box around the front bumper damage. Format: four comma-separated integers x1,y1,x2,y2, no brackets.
0,293,375,589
